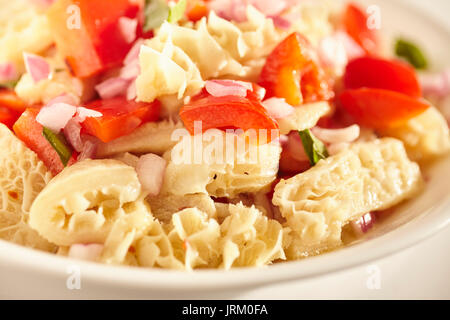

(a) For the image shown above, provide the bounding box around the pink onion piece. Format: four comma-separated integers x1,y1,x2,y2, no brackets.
334,31,365,61
262,97,295,119
120,58,140,80
23,52,51,83
78,140,97,161
311,125,360,144
124,39,144,65
76,107,102,122
250,0,287,17
95,77,130,99
68,244,104,262
64,119,83,152
205,79,252,97
30,0,56,8
136,153,167,197
351,213,376,235
127,81,137,101
269,15,291,30
119,17,138,44
420,69,450,98
0,62,17,82
287,131,309,162
318,35,348,72
47,94,78,106
36,102,77,133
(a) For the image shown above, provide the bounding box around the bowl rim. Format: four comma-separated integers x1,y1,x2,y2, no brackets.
1,0,450,293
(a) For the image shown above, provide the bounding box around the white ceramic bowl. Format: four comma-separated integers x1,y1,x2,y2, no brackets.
0,0,449,299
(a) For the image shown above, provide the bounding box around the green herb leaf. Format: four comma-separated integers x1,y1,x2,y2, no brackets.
168,0,187,24
42,127,72,167
0,79,19,90
395,39,428,70
298,129,329,166
143,0,170,32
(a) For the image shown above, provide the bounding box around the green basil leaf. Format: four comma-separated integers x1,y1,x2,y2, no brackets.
168,0,187,24
42,127,72,167
298,129,329,166
143,0,170,32
395,39,428,70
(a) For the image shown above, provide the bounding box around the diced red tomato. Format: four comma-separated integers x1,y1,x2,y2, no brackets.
0,107,20,129
179,90,279,141
0,90,26,129
186,0,209,22
47,0,143,78
81,97,161,143
13,109,77,175
344,57,422,98
0,89,27,113
279,148,311,174
343,3,379,54
259,32,333,106
339,88,430,129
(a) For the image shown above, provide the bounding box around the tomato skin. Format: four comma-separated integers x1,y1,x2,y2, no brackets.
0,89,26,113
339,88,430,129
81,98,161,143
13,109,77,176
47,0,143,78
179,90,279,140
0,107,20,129
344,57,422,98
186,0,208,22
259,33,333,106
343,3,379,54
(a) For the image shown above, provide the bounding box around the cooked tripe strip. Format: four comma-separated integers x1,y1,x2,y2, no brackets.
136,6,283,104
147,193,217,224
100,199,153,265
278,102,332,135
136,208,221,270
273,138,423,259
96,120,184,158
379,106,450,162
0,124,55,252
162,129,281,198
220,203,286,269
29,160,144,246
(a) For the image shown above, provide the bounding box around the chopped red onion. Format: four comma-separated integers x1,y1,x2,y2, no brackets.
124,39,145,65
23,52,51,83
120,58,140,80
311,125,360,144
334,31,365,61
287,131,309,162
47,94,78,106
64,119,83,152
0,62,17,82
262,97,295,119
127,81,137,101
95,77,130,99
269,15,291,30
351,212,376,235
136,153,167,197
420,69,450,98
205,79,252,97
36,102,77,133
76,107,102,122
119,17,138,44
78,139,97,161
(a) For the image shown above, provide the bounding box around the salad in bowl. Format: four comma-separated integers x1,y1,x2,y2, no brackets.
0,0,449,272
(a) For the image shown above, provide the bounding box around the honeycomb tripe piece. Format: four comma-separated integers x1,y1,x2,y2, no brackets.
0,124,55,252
29,159,143,246
220,203,286,269
273,138,423,259
277,102,331,135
